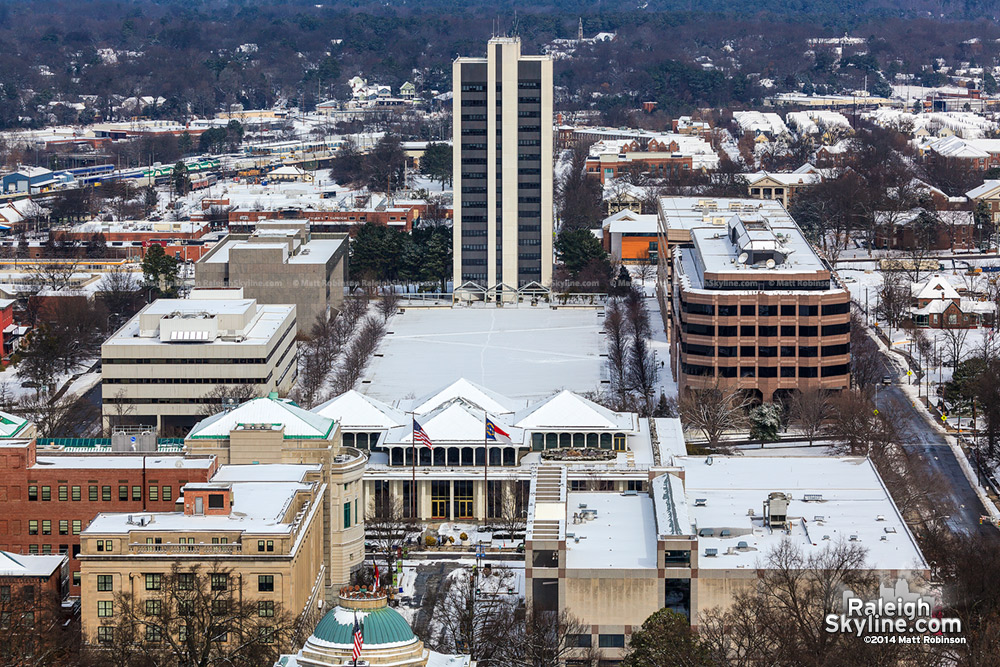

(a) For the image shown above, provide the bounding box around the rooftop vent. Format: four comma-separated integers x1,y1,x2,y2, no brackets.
803,494,824,502
704,548,718,557
694,498,707,507
849,534,859,542
813,515,824,522
698,528,714,537
884,526,897,534
720,529,732,537
876,515,886,521
736,541,749,550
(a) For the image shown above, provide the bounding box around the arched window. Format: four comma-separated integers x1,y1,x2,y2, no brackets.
572,433,585,448
447,448,459,466
391,448,403,466
532,433,544,451
419,448,432,466
600,433,612,448
545,433,558,449
503,448,515,466
433,448,446,466
462,448,473,466
489,447,502,466
586,433,598,448
613,433,626,451
355,433,368,449
475,447,485,466
559,433,571,448
342,432,355,447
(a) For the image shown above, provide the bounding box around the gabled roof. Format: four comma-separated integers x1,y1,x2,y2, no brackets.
0,550,65,577
911,274,961,301
745,171,821,187
514,390,637,431
385,401,522,445
409,378,520,415
313,390,406,430
602,209,658,234
966,179,1000,199
187,396,336,440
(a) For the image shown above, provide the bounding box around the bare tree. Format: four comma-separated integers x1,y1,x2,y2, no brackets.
627,334,658,414
494,481,528,541
377,288,401,321
699,540,917,667
365,495,413,583
634,249,656,284
431,565,520,664
0,579,75,667
97,266,143,325
604,300,630,399
788,388,833,446
498,609,600,667
88,564,305,667
940,325,969,369
678,380,752,448
197,384,260,417
850,309,884,391
876,269,910,330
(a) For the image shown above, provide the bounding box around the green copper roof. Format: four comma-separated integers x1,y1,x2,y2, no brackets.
311,606,415,647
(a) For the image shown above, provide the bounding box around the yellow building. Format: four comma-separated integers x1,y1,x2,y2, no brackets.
79,464,328,646
183,395,367,588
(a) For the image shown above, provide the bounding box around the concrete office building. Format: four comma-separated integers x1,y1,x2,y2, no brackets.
525,456,928,663
452,37,554,295
101,294,298,433
658,197,852,402
195,222,347,326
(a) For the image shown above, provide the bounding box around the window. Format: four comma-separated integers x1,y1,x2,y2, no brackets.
344,502,352,529
759,366,778,378
569,634,593,648
71,486,81,501
799,325,818,337
212,599,229,615
740,325,755,336
97,575,113,592
145,624,161,642
72,520,82,535
740,305,755,316
59,520,68,535
132,486,142,501
800,366,818,378
781,366,796,378
41,486,50,501
822,323,850,336
178,600,194,617
98,600,113,618
258,575,274,592
260,626,276,644
780,345,796,357
145,599,161,616
758,346,777,358
208,494,224,509
96,539,112,552
28,486,36,501
89,486,98,502
259,600,275,617
211,574,228,592
799,304,818,317
59,486,68,501
822,301,850,316
179,623,189,641
42,544,51,554
599,634,626,648
97,627,113,644
758,304,778,317
145,574,161,591
149,486,158,502
780,325,796,337
740,346,755,357
102,486,111,501
741,367,756,378
718,304,737,317
718,325,737,337
178,574,194,591
759,326,777,337
28,520,37,535
162,486,172,502
780,305,795,316
29,545,38,554
41,520,50,535
119,486,128,501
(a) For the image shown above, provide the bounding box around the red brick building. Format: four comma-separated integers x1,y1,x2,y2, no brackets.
0,439,216,594
0,551,68,602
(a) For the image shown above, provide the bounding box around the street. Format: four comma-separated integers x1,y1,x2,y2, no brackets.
878,356,1000,540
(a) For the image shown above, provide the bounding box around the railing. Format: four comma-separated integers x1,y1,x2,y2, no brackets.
129,543,243,555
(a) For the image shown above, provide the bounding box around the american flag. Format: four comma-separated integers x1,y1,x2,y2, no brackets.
352,611,364,661
413,418,434,450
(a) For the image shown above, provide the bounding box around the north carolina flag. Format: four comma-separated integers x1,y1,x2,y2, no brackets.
485,417,512,443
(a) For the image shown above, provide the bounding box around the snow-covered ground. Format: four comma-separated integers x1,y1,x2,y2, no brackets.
631,271,677,399
363,307,606,403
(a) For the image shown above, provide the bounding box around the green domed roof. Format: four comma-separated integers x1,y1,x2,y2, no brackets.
311,605,416,647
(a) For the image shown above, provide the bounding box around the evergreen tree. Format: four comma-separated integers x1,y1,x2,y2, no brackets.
171,161,191,196
555,228,608,275
420,143,453,189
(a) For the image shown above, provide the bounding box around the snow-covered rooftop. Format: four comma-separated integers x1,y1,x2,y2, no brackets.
564,492,658,569
0,551,65,577
188,396,335,440
676,456,926,571
362,308,605,403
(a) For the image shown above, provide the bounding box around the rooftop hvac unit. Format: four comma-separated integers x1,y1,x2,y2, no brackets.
803,494,823,502
849,534,859,541
736,541,748,550
764,492,789,529
704,548,718,557
694,498,707,507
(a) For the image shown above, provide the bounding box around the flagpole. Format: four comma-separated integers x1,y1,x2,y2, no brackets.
410,413,416,522
484,413,488,524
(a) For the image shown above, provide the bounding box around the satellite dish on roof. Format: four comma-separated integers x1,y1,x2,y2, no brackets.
766,259,776,269
737,252,749,264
